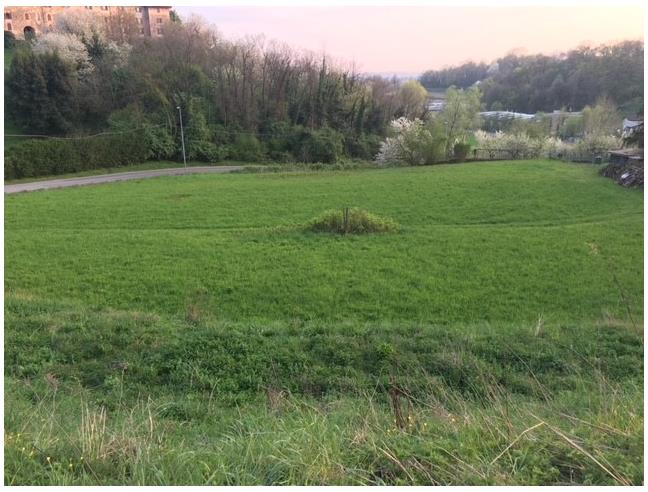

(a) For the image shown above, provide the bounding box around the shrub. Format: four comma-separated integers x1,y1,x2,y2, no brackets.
230,134,265,162
296,127,344,164
108,107,175,160
474,130,545,160
453,142,471,162
4,132,149,179
4,30,16,49
308,208,398,235
574,134,622,161
376,118,446,166
345,133,383,160
144,125,176,160
474,130,622,163
559,115,584,139
261,121,295,155
543,136,573,159
267,150,295,163
188,141,226,162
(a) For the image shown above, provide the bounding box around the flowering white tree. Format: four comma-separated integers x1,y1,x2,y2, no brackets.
543,136,573,159
575,134,622,159
474,130,505,159
32,32,94,76
54,10,102,39
376,118,445,165
475,130,622,162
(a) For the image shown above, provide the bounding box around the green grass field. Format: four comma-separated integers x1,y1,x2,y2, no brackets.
4,160,644,485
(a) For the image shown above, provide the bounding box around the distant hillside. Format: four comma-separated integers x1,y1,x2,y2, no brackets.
419,41,643,116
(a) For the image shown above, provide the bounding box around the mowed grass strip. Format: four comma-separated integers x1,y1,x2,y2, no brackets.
4,160,643,324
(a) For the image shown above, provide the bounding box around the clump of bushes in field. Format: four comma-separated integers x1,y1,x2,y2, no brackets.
308,208,398,234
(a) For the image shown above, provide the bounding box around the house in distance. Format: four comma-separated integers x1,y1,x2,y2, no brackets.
4,5,172,39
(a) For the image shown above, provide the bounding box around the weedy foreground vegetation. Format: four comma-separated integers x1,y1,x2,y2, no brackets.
4,160,644,485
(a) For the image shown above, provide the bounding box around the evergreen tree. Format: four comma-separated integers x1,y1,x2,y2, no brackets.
7,51,50,133
40,52,77,133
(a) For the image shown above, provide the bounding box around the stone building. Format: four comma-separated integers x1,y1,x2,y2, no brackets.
4,6,172,40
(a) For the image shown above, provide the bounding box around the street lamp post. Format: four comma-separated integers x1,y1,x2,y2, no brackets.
177,105,187,168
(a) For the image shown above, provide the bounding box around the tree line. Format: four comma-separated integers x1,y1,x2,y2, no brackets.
419,41,644,115
5,13,434,168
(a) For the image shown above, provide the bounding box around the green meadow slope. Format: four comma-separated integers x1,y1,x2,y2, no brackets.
4,160,644,485
4,160,643,324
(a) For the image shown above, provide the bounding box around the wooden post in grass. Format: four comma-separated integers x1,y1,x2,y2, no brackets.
342,207,350,234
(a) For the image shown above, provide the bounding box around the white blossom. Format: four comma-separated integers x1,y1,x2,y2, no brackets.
32,32,93,76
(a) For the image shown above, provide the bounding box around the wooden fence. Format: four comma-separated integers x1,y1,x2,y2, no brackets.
469,148,610,164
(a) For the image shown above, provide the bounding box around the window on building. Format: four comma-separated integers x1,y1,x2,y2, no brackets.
156,28,162,35
47,14,51,21
7,22,12,31
101,6,108,10
135,7,141,12
24,13,30,20
4,12,11,20
157,8,161,13
156,18,162,23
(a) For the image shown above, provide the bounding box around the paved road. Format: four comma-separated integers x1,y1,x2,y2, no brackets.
4,166,247,194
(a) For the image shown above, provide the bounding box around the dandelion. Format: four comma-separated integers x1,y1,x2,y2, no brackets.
69,463,73,469
46,456,51,463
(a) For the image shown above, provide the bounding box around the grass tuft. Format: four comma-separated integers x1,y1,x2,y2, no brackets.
308,207,398,234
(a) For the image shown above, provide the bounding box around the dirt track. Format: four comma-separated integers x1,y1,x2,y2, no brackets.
4,166,247,194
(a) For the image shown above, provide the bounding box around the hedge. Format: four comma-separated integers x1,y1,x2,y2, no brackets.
4,131,149,179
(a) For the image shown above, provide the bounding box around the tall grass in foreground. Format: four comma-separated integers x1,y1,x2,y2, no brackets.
4,370,642,485
4,291,643,485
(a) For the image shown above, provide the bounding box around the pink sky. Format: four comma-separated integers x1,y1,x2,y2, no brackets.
174,5,644,73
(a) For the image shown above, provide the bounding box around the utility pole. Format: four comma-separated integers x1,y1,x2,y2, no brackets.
177,105,187,168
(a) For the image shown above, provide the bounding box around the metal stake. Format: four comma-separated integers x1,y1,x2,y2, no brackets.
177,105,187,168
